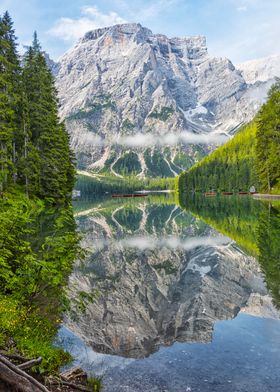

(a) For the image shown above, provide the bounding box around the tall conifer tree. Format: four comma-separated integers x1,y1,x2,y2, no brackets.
22,32,75,202
0,12,20,190
0,14,75,202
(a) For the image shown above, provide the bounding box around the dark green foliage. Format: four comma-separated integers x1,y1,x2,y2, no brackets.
113,207,143,231
0,191,79,372
0,11,20,191
0,14,75,203
67,94,116,121
148,106,174,121
144,148,175,177
21,35,75,201
256,80,280,193
173,151,194,170
257,204,280,306
0,13,78,376
101,149,180,178
113,151,141,175
173,146,206,171
75,173,175,196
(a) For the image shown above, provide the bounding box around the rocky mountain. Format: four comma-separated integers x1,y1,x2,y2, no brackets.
54,23,279,177
43,51,60,76
65,199,276,358
237,54,280,85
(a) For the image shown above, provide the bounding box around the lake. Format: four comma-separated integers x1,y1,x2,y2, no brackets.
58,189,280,392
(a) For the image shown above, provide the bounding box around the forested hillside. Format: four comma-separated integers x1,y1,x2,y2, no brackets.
177,81,280,194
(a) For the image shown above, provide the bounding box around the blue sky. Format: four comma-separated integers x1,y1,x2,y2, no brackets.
0,0,279,63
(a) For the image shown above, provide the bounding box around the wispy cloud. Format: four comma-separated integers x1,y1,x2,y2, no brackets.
82,235,231,252
48,6,127,41
237,6,247,11
72,131,228,149
121,235,230,251
47,0,183,43
115,132,228,147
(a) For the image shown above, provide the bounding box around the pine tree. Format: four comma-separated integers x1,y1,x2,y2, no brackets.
16,78,40,196
0,15,75,202
0,12,20,191
22,33,75,202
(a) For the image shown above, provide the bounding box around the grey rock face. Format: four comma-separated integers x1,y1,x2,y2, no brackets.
237,54,280,85
54,23,279,176
44,52,60,76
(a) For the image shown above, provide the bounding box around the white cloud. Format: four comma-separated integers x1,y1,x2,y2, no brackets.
121,235,230,251
237,6,247,11
83,235,231,251
73,131,228,149
48,6,127,41
115,132,228,147
47,1,182,44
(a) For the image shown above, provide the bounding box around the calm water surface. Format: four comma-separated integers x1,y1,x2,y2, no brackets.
58,191,280,392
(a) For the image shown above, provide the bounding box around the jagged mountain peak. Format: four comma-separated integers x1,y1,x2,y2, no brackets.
81,23,152,43
80,22,207,51
54,24,280,177
237,54,280,85
66,22,210,68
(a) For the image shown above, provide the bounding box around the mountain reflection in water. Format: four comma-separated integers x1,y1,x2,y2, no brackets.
61,194,280,361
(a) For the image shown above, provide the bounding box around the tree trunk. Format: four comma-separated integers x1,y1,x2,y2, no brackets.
0,355,49,392
18,357,42,371
12,140,17,183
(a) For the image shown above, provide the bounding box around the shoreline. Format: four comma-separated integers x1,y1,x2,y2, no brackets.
180,191,280,199
253,193,280,200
